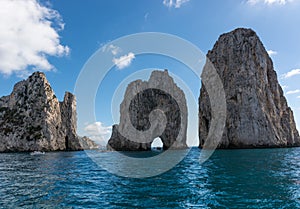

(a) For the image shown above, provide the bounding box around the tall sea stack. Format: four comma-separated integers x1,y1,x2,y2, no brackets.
0,72,97,152
199,28,300,148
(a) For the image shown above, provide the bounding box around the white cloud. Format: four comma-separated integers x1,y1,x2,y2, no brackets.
286,89,300,95
113,52,135,70
247,0,294,5
84,122,112,146
0,0,69,76
283,69,300,78
297,96,300,98
267,50,277,56
102,44,121,56
102,44,134,70
163,0,190,8
109,45,121,56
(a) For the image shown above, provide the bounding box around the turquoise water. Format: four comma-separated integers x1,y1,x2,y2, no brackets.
1,147,300,208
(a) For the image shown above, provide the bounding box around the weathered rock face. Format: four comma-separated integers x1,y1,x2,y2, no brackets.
0,72,98,152
60,92,81,150
78,136,99,150
108,70,187,151
199,28,300,148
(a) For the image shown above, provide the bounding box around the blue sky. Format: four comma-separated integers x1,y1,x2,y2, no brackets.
0,0,300,146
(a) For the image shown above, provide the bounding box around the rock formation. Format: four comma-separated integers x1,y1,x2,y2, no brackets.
108,70,187,151
199,28,300,148
0,72,98,152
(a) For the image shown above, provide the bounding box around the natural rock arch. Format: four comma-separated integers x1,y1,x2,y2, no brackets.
107,70,188,151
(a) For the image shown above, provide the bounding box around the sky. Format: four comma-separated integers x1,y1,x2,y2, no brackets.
0,0,300,146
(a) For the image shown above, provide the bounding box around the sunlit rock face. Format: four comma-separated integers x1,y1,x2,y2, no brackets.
107,70,188,151
0,72,97,152
199,28,300,148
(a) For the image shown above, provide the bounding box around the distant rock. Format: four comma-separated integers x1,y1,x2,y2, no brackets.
199,28,300,148
108,70,187,151
79,136,99,150
0,72,98,152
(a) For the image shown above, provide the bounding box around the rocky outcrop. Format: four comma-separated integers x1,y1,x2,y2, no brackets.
0,72,98,152
108,70,187,151
199,28,300,148
79,136,99,150
60,92,82,150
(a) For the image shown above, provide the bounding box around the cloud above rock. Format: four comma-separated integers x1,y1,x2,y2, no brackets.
0,0,69,76
84,122,112,146
283,69,300,79
113,52,135,70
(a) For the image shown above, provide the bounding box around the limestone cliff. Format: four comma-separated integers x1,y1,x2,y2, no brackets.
0,72,98,152
199,28,300,148
108,70,187,151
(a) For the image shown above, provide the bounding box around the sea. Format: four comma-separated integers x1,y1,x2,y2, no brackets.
0,147,300,208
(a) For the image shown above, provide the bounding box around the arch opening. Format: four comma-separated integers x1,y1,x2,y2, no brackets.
151,137,163,150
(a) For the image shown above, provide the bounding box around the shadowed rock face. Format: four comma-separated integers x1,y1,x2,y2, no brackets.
199,28,300,148
0,72,98,152
107,70,187,151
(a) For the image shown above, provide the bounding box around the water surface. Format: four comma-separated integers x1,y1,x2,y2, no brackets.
0,147,300,208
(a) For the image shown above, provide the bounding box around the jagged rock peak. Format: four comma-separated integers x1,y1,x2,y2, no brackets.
217,28,260,42
199,28,300,148
0,71,98,152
